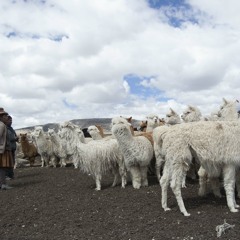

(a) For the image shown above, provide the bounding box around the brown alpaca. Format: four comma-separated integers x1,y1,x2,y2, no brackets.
20,133,38,167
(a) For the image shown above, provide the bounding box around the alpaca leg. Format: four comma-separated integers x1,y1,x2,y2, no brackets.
171,178,190,217
187,164,197,180
73,158,79,169
129,166,141,189
155,154,165,183
171,169,190,216
111,168,119,187
223,165,239,212
45,156,50,167
41,157,45,167
140,166,148,187
60,158,67,167
51,156,57,168
95,174,102,191
198,166,208,197
160,167,171,212
209,177,222,198
118,164,127,188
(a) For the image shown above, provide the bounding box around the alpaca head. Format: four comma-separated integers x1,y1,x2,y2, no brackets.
33,126,44,138
181,105,202,122
20,133,28,142
217,98,239,120
165,108,181,125
87,125,102,139
48,128,55,137
111,117,132,137
88,125,100,134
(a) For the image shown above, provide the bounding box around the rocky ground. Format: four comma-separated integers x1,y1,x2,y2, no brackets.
0,165,240,240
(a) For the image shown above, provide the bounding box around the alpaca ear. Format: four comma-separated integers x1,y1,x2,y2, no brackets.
170,108,175,114
222,98,228,105
127,117,132,123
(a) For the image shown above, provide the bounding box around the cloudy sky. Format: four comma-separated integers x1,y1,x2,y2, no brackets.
1,0,240,129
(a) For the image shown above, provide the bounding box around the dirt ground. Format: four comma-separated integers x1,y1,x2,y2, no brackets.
1,165,240,240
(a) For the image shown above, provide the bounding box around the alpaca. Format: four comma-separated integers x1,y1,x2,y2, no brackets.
19,133,38,167
180,105,203,181
217,98,239,120
145,114,161,132
181,105,202,123
204,98,239,121
154,121,240,216
48,128,67,167
111,117,153,189
87,125,103,140
197,98,240,197
58,122,80,168
154,108,181,183
87,125,114,141
60,121,127,190
165,108,181,125
32,126,56,167
138,118,165,132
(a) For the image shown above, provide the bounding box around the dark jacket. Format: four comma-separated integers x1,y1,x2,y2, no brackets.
7,126,17,151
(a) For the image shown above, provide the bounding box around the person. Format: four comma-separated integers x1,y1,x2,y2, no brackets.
0,107,14,190
5,115,18,180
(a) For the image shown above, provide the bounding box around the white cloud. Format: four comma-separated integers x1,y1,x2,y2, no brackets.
1,0,240,129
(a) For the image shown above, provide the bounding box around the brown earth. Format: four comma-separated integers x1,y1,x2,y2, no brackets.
0,165,240,240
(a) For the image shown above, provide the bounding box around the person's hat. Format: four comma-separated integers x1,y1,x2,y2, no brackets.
0,107,8,115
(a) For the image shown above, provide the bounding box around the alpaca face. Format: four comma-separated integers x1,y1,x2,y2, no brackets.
165,109,181,125
217,99,238,120
33,127,44,137
20,133,28,142
48,129,55,137
87,126,99,134
181,106,202,122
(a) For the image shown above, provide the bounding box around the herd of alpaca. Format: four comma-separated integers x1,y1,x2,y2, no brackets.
15,98,240,216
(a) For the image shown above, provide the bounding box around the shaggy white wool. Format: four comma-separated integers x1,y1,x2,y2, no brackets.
48,128,67,167
60,121,126,190
145,114,160,132
154,108,181,183
154,121,240,216
32,126,55,167
181,105,202,123
87,125,103,140
112,117,153,189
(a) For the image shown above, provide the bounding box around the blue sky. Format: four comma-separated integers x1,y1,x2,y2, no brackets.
1,0,240,128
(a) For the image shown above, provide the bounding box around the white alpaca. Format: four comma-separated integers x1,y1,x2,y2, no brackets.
217,98,239,120
204,98,239,121
111,117,153,189
181,105,202,123
60,121,126,190
87,125,103,140
198,98,240,197
154,108,181,183
165,108,181,125
32,126,55,167
154,121,240,216
48,128,67,167
58,122,80,168
145,114,161,132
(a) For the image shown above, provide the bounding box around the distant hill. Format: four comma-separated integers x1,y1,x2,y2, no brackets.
16,118,142,133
